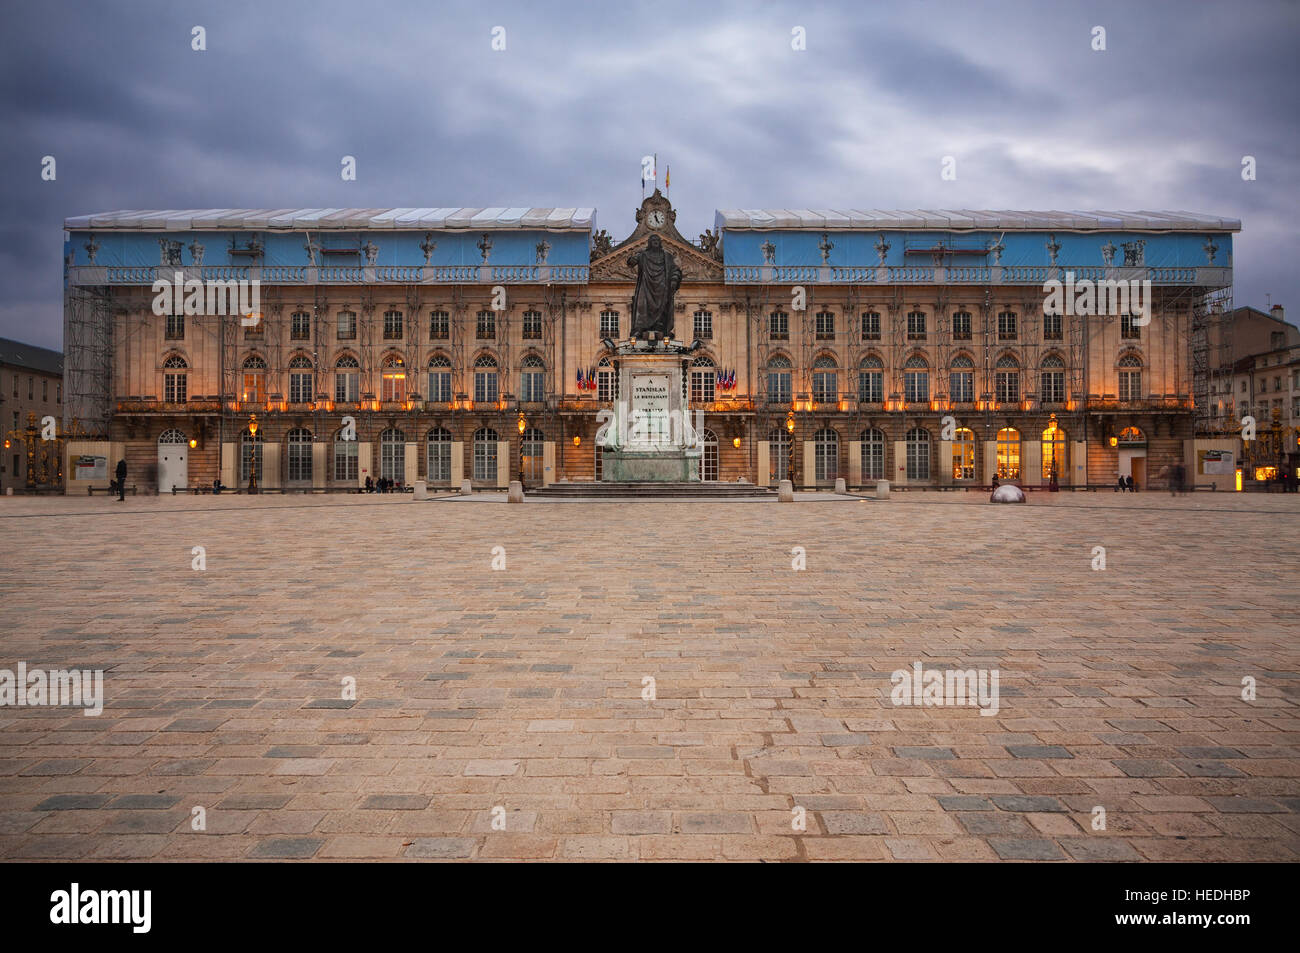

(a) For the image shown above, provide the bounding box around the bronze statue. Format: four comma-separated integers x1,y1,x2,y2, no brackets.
628,235,682,339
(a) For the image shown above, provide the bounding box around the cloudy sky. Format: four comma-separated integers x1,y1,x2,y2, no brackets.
1,0,1296,350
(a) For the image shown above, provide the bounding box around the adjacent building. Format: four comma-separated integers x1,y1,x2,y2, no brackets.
0,337,64,492
61,195,1240,492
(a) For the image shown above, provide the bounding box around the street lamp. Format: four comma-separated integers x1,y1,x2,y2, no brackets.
247,413,259,492
785,410,796,486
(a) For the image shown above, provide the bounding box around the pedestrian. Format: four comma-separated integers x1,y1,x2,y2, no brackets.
1126,474,1136,492
365,475,373,493
991,474,999,489
1116,475,1125,493
115,458,127,501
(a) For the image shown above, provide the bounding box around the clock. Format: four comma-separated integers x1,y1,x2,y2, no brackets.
647,209,666,229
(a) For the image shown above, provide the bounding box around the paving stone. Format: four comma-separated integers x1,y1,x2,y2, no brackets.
248,837,325,859
990,796,1067,813
1006,745,1073,759
989,838,1066,860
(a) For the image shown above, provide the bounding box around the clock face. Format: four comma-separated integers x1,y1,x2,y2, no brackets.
647,210,666,229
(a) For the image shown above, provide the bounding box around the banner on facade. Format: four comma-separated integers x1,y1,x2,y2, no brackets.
1198,449,1234,475
75,455,107,480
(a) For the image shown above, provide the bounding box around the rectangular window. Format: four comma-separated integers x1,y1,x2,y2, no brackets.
693,310,713,340
476,310,495,340
164,372,187,403
600,310,619,337
291,312,311,340
998,311,1017,340
907,311,926,341
949,371,974,403
904,371,929,403
522,310,542,339
690,368,715,403
242,372,265,403
474,370,498,403
429,310,450,339
428,441,451,483
56,383,61,404
428,371,451,403
861,312,881,340
812,371,837,403
815,311,835,340
769,311,788,340
290,372,312,403
1120,313,1141,339
334,441,358,482
1119,369,1142,401
335,370,359,402
858,370,882,403
42,379,48,402
1041,371,1065,403
381,370,406,402
521,369,544,402
384,310,403,339
473,440,497,482
28,377,33,399
995,371,1020,403
598,368,618,402
165,313,185,340
861,437,884,480
952,312,972,340
768,371,792,403
1043,313,1062,340
337,311,357,340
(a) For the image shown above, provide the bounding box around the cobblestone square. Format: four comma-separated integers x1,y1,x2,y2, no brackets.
1,491,1297,861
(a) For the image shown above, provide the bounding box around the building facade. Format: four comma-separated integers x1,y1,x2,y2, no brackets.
62,196,1238,492
1,337,65,492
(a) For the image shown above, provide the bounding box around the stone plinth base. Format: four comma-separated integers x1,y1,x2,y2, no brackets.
603,449,700,483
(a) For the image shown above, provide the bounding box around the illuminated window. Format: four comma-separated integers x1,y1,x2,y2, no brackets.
996,427,1021,480
1042,423,1066,482
952,427,976,480
381,354,407,402
241,355,266,403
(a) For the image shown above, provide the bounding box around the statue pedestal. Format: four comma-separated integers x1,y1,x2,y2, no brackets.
601,344,701,482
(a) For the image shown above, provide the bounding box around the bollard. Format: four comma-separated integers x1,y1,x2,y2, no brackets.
778,478,794,502
834,478,847,494
875,480,890,500
413,480,428,500
507,480,524,503
460,479,472,496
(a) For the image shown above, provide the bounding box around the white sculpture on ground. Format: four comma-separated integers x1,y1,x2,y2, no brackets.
990,483,1026,503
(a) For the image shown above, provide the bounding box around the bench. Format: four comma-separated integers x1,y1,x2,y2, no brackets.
89,484,137,496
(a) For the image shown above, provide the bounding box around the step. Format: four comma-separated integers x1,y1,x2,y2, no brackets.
530,481,774,498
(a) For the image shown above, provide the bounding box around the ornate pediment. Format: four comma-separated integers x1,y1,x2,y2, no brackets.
590,192,723,283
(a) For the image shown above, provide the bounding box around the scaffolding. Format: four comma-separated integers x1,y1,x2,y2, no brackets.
1191,285,1233,433
63,284,115,437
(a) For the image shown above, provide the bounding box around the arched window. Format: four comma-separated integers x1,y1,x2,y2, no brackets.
949,354,974,403
333,427,358,482
812,356,838,404
473,427,499,482
1041,353,1065,404
768,427,790,483
690,355,715,403
521,427,545,483
474,354,499,404
814,427,838,484
1118,354,1143,402
520,354,545,403
995,354,1020,403
597,356,618,402
428,354,452,403
952,427,976,481
1118,425,1145,446
240,427,263,484
906,427,931,481
904,355,929,403
379,427,406,482
289,354,313,403
241,354,266,403
861,427,886,481
426,427,452,483
857,355,883,403
767,355,792,403
163,354,188,403
381,353,407,402
158,428,186,444
286,427,312,483
334,353,359,402
997,427,1021,480
1042,421,1066,482
701,428,718,482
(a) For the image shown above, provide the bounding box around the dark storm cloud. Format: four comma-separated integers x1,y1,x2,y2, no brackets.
0,0,1296,349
